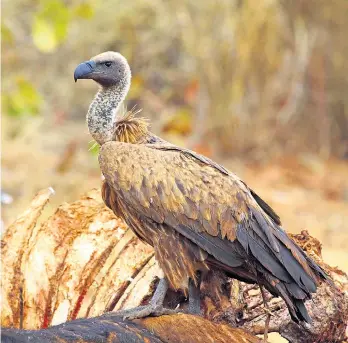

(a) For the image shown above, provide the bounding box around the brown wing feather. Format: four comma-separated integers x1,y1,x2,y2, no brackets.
150,144,282,225
99,142,327,301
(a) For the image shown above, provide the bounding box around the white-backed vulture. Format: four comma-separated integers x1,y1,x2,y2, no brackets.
74,52,330,328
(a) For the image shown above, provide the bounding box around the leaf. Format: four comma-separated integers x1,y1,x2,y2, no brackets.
162,108,193,136
32,17,57,53
128,75,144,99
184,79,199,104
32,0,70,53
17,78,42,107
73,3,95,19
3,78,42,117
1,24,14,45
88,141,100,155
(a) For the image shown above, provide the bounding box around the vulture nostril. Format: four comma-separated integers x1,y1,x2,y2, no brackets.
86,61,96,70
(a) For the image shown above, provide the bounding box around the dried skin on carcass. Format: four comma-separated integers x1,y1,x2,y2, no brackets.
2,189,347,343
1,188,156,329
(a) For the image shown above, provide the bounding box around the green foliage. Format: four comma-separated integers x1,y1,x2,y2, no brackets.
2,78,42,117
1,24,14,45
73,2,95,19
88,141,100,155
3,0,348,157
2,0,97,119
32,0,94,53
32,0,69,53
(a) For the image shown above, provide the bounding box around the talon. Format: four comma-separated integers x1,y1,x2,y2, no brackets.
119,278,173,320
120,304,179,320
263,308,274,317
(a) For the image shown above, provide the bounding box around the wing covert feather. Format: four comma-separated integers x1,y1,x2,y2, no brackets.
99,142,320,290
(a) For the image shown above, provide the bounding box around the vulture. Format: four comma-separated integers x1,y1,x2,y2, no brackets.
74,52,330,326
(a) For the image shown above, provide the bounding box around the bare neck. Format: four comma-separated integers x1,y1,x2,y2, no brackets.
87,80,129,145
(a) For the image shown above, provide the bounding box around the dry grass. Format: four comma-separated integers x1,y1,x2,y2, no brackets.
2,0,348,158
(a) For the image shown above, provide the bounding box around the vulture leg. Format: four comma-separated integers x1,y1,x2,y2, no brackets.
188,277,201,315
121,278,178,320
260,285,273,342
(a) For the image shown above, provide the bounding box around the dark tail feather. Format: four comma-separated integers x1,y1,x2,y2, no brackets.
305,253,333,286
208,257,312,323
273,279,311,323
294,299,312,323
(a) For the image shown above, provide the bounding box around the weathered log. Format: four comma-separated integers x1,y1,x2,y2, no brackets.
1,313,261,343
1,188,347,342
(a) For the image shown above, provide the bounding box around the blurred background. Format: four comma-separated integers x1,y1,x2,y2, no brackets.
1,0,348,337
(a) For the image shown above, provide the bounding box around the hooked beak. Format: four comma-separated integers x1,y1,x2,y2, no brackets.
74,60,97,82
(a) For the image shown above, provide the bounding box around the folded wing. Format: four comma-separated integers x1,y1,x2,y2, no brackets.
99,141,327,321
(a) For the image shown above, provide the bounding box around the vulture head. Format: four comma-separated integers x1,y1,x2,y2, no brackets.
74,51,131,88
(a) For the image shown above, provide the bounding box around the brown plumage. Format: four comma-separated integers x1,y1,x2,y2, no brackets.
99,124,328,322
74,51,330,323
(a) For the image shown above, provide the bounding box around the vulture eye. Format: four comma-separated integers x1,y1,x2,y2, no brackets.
104,61,112,67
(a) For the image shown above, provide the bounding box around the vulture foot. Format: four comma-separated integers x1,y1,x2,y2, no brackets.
120,278,179,320
260,285,272,343
122,304,179,320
